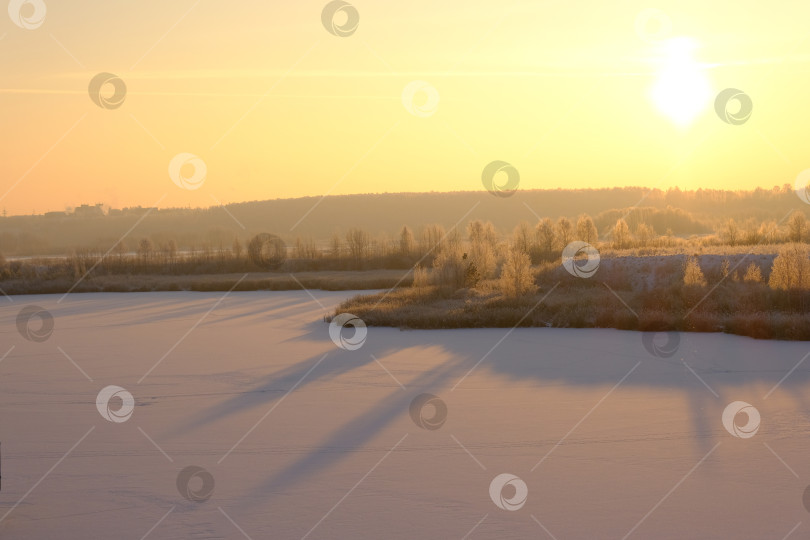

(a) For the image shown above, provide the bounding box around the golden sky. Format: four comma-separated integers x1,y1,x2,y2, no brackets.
2,0,809,215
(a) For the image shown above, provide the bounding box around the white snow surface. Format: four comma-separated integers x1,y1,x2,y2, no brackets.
0,290,809,539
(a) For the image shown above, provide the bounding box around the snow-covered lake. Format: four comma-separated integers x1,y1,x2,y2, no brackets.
1,291,809,539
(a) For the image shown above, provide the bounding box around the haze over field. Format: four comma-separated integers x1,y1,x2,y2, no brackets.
0,186,805,255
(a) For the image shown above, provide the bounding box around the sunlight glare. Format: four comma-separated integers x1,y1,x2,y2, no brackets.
650,37,712,127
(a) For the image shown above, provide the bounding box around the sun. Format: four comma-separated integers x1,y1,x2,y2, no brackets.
650,37,712,127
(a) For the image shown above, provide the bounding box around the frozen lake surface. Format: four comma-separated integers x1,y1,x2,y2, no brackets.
1,290,809,539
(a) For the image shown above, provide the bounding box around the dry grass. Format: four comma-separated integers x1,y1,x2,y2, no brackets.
0,269,412,295
337,253,810,341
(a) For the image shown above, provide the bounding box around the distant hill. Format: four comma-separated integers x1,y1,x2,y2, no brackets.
1,186,802,256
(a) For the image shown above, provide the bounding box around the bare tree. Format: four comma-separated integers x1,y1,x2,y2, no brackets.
721,218,740,246
420,224,446,256
758,220,781,244
294,236,318,259
232,237,243,260
635,223,655,248
399,226,415,256
444,228,462,252
248,233,287,269
536,217,556,255
168,239,178,260
512,221,533,255
499,244,537,298
468,220,497,247
787,211,807,243
432,242,467,290
160,239,177,264
742,219,760,245
576,214,598,244
138,238,153,263
346,228,370,261
769,244,810,290
467,220,498,279
612,219,630,250
113,239,128,265
329,233,342,258
556,217,573,247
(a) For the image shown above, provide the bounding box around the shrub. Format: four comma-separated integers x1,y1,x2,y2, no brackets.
412,265,430,289
720,258,730,279
683,256,707,287
743,262,763,283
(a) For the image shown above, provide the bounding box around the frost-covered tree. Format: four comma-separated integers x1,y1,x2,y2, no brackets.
769,244,810,290
576,214,598,244
499,244,537,298
683,256,707,287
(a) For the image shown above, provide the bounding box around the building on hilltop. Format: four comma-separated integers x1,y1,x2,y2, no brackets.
72,204,105,217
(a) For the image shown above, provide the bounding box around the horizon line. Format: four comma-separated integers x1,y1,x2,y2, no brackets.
6,184,798,219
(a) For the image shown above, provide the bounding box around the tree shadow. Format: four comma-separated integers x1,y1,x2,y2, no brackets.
168,310,810,503
247,356,462,501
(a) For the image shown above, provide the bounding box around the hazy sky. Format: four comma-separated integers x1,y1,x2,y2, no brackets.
2,0,809,215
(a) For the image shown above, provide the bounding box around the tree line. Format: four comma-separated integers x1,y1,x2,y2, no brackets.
1,207,809,285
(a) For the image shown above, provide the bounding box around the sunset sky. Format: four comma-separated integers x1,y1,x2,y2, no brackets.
2,0,809,215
